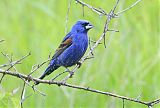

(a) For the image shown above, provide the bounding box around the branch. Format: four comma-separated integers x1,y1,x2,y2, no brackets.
147,98,160,107
0,69,159,107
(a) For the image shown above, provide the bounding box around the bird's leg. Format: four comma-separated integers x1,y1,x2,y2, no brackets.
65,67,70,72
64,67,74,76
76,61,82,68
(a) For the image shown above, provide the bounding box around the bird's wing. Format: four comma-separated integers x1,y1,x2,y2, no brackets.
52,36,73,59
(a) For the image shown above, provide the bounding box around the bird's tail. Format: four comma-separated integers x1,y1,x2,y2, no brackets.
35,65,60,85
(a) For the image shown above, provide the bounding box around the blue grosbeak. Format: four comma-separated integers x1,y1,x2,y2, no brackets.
35,20,93,85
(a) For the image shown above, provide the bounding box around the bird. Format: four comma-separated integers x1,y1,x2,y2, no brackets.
35,20,93,85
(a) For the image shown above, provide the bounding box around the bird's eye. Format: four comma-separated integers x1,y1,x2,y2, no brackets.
82,22,89,26
82,23,86,26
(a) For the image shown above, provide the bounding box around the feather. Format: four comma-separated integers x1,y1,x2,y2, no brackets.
52,37,72,59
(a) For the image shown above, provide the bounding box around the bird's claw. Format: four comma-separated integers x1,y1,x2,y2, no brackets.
69,71,74,78
76,62,82,68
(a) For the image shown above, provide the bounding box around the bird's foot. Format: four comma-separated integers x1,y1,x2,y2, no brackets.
76,62,82,68
69,71,74,78
65,68,74,77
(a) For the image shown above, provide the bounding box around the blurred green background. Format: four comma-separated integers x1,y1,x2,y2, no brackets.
0,0,159,108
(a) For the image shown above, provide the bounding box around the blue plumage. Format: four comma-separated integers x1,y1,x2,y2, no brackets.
36,20,93,84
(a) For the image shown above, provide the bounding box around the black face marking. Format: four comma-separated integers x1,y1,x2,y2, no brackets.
82,22,89,26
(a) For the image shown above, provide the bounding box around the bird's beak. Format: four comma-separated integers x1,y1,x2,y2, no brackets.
85,23,94,30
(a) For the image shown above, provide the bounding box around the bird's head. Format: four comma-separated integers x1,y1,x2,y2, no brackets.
71,20,94,33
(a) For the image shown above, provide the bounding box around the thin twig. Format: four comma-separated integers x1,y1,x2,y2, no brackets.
90,40,102,44
112,0,120,13
123,99,125,108
52,71,69,81
1,53,16,83
82,4,84,17
107,29,119,32
65,0,72,34
29,58,51,76
0,62,21,68
116,0,142,14
83,56,94,61
0,74,5,84
75,0,107,16
19,75,46,96
88,37,94,56
20,82,26,108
